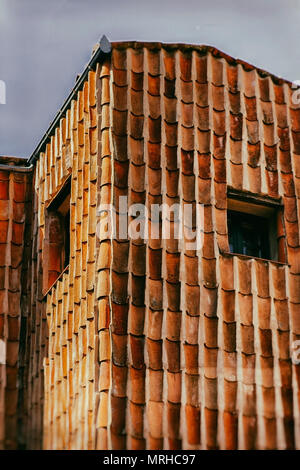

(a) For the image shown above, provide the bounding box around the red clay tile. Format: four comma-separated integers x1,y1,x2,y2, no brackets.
149,368,163,401
129,401,144,438
185,404,200,445
195,82,208,107
228,91,241,114
147,338,162,370
241,324,255,355
212,84,224,111
184,342,198,374
166,309,181,341
223,411,238,450
111,333,127,367
112,363,128,398
205,407,218,449
167,371,182,403
167,401,181,439
148,400,163,439
243,415,257,450
221,289,235,323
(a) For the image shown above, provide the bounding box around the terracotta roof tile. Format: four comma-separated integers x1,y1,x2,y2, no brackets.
205,407,218,449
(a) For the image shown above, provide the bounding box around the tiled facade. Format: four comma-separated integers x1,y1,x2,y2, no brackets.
1,41,300,450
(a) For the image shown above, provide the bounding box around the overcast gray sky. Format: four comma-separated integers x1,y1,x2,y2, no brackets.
1,0,300,158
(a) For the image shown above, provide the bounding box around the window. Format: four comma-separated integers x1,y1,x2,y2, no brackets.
227,188,285,262
43,176,71,294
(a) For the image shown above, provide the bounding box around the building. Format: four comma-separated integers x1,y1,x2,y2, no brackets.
1,37,300,450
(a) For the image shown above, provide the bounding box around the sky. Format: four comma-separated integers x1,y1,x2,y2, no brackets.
1,0,300,158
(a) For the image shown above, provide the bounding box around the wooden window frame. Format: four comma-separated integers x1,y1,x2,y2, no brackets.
43,176,71,296
226,187,286,263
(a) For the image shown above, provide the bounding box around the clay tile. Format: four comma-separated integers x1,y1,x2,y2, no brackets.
196,153,210,180
290,108,300,132
129,401,144,439
242,415,257,450
230,137,242,164
112,333,127,367
0,220,8,244
166,310,182,341
244,96,257,121
164,77,176,99
131,89,144,117
148,74,160,96
205,407,218,449
227,64,238,93
181,80,193,104
223,321,236,352
166,338,180,372
197,129,211,155
254,259,270,298
224,350,237,382
261,386,276,419
211,55,223,86
281,388,294,420
112,271,128,304
213,133,226,159
229,91,241,114
113,109,128,136
180,51,192,81
167,371,181,403
257,296,271,329
186,404,201,445
238,258,252,294
247,141,261,168
202,257,217,289
238,293,253,325
129,304,145,336
204,376,218,410
278,127,290,151
166,281,181,311
129,334,145,369
148,400,163,439
273,83,285,104
204,345,219,379
163,51,176,80
195,82,208,107
185,372,199,407
146,141,160,169
184,284,199,316
181,173,195,201
113,134,127,161
259,328,273,357
240,324,255,355
230,112,243,141
131,163,145,193
184,342,198,374
261,101,274,125
202,285,218,317
260,356,274,388
292,130,300,155
131,244,146,276
259,76,270,102
241,352,256,385
230,162,243,190
112,48,127,70
223,411,238,450
279,359,292,388
165,121,178,147
147,168,162,198
111,363,128,397
243,68,256,98
197,177,211,204
111,302,129,335
195,105,209,132
224,379,237,412
148,93,160,120
195,53,207,83
277,329,290,360
130,113,144,140
181,126,194,152
265,168,278,197
284,195,297,222
113,83,128,111
221,289,235,323
263,417,277,449
181,102,194,128
167,402,181,439
285,220,299,248
264,144,277,171
271,264,286,300
114,159,129,189
131,71,143,91
263,122,276,147
275,103,287,129
214,157,226,183
166,252,180,284
131,274,145,306
213,109,225,137
202,232,215,259
0,179,9,200
219,255,234,291
281,172,295,197
212,84,224,111
147,50,161,76
164,96,177,123
246,119,259,144
111,394,126,436
147,338,162,370
165,169,178,198
290,301,300,334
204,315,218,348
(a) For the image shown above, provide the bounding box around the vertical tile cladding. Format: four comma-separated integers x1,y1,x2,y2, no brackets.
24,64,103,450
107,42,300,450
0,164,32,449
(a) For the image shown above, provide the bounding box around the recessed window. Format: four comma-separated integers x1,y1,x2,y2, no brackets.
43,176,71,294
227,188,285,262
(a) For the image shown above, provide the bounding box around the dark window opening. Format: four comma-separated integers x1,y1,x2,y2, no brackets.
228,210,270,259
